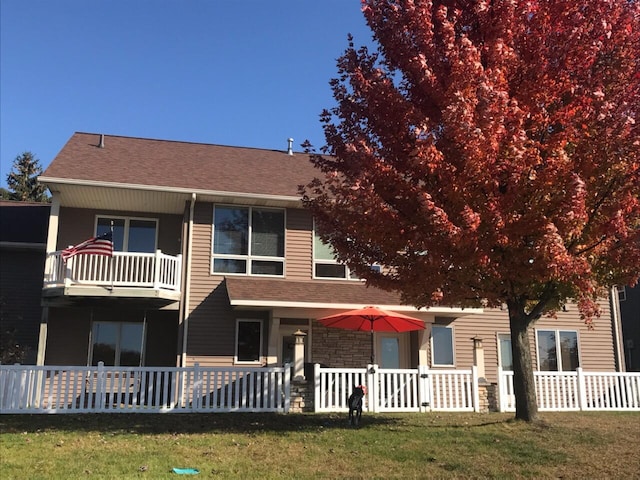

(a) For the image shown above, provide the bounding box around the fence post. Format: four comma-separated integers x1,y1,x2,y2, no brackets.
283,362,291,413
314,363,321,412
153,250,162,289
472,365,480,412
97,362,106,411
367,364,378,413
497,367,505,412
418,364,430,413
576,367,587,411
192,363,200,410
64,253,73,287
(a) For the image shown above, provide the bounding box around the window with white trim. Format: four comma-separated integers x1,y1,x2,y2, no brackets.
235,319,263,364
313,231,380,280
431,325,454,366
536,330,580,371
96,216,157,253
90,322,145,366
617,286,627,302
497,333,513,371
212,206,285,276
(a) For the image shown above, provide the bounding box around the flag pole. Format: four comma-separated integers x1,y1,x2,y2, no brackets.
109,221,114,290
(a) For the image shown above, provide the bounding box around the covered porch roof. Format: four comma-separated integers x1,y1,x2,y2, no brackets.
224,277,483,319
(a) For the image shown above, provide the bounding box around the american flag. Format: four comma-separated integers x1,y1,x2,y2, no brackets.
61,232,113,262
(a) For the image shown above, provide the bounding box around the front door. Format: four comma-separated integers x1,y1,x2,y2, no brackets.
377,333,409,369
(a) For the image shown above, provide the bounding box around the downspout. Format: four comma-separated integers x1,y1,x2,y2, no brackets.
180,193,196,367
610,286,626,372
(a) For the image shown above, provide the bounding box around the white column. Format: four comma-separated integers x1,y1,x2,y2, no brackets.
473,336,486,381
418,328,430,366
267,317,280,366
292,329,306,380
36,193,60,366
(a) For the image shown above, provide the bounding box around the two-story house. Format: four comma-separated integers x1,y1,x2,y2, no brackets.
36,132,626,385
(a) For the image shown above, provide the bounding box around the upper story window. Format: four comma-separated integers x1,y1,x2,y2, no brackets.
212,205,285,276
96,216,157,253
313,231,380,280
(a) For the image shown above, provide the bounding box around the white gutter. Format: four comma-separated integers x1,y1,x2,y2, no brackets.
229,299,483,315
610,286,626,372
181,193,196,368
38,176,302,205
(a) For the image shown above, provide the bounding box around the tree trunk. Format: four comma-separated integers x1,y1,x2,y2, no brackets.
507,301,539,422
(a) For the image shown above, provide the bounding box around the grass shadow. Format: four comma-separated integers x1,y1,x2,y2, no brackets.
0,412,402,435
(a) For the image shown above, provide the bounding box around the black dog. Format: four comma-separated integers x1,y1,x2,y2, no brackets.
348,385,366,427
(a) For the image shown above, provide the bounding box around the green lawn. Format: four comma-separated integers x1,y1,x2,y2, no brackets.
1,411,639,479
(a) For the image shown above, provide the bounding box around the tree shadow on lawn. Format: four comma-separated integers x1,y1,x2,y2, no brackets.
0,412,421,435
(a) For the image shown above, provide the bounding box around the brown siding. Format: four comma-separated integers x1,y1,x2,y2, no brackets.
57,207,182,254
185,203,315,366
534,300,615,371
447,301,616,383
0,247,46,363
185,202,236,366
145,310,179,367
45,307,91,365
286,208,312,280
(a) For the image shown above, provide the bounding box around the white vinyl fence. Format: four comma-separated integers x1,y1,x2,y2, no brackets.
0,363,290,414
4,363,638,415
314,364,480,413
498,368,640,412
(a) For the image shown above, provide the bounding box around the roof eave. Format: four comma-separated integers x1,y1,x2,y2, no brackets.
39,176,304,209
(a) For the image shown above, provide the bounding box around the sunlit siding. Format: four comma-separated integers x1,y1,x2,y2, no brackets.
448,299,616,383
57,207,182,254
286,208,313,280
447,311,506,379
533,300,615,371
184,202,235,364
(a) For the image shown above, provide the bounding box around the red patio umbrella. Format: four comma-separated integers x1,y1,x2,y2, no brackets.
317,306,425,364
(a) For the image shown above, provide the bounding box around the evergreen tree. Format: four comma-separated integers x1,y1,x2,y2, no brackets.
5,152,49,202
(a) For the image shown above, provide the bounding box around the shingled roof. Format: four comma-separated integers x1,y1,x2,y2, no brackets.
225,277,403,308
42,132,321,198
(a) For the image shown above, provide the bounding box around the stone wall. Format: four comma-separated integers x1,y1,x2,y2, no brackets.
289,379,313,413
477,382,499,412
312,325,372,367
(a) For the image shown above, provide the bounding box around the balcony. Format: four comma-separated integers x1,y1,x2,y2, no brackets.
43,250,182,305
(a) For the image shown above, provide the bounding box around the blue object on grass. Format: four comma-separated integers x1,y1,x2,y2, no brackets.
172,467,200,475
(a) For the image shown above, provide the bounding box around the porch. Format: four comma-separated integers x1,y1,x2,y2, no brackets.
42,250,182,302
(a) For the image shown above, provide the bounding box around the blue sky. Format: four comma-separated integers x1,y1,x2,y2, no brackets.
0,1,373,188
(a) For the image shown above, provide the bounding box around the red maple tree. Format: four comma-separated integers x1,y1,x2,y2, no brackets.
302,0,639,421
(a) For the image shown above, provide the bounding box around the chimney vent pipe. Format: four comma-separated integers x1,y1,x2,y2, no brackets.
98,134,105,148
287,138,294,155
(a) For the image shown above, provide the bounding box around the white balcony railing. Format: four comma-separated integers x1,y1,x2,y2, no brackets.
44,250,182,292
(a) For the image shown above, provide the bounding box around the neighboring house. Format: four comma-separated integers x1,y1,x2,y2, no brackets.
34,132,626,384
0,200,50,364
618,285,640,371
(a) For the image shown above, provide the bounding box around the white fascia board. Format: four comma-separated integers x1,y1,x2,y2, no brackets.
230,299,483,315
38,177,302,205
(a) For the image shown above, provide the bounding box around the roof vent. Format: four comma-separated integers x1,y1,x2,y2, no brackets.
287,138,294,155
98,134,105,148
